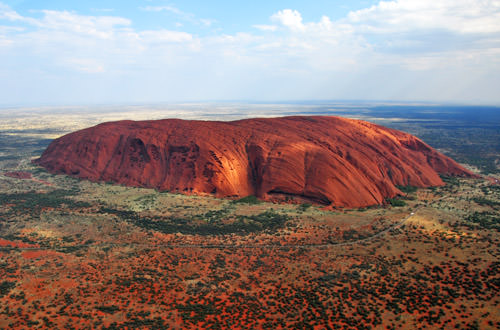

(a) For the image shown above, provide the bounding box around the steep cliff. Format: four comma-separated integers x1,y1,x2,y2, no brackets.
35,116,475,208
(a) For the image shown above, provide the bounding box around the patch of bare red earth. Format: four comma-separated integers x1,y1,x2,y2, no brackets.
3,171,53,186
3,171,32,180
0,238,39,249
486,176,500,185
35,116,475,208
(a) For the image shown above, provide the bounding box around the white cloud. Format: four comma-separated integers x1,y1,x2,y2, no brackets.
0,1,499,103
36,10,131,39
200,19,215,27
271,9,305,31
0,35,11,47
347,0,500,34
335,0,500,74
90,8,115,13
142,5,182,15
65,58,105,73
0,25,23,47
141,5,215,27
140,30,193,43
258,1,500,75
0,2,23,21
0,4,198,79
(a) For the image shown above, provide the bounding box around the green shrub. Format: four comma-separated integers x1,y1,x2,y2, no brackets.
298,203,312,211
472,197,500,208
231,195,261,205
439,175,460,186
95,305,120,314
0,281,15,297
100,206,289,236
386,198,406,207
466,212,499,231
396,185,418,194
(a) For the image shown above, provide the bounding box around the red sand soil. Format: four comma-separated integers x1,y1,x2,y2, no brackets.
34,116,475,208
0,239,39,248
3,171,32,179
21,250,61,259
3,171,53,186
486,176,499,185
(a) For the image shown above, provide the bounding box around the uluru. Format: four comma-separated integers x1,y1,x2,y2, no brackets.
34,116,475,208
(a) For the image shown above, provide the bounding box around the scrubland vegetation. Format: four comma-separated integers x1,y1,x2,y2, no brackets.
0,159,498,329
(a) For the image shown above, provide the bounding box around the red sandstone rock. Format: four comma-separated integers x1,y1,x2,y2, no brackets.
34,116,476,208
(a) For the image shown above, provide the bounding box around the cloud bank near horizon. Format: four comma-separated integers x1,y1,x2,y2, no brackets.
0,0,499,105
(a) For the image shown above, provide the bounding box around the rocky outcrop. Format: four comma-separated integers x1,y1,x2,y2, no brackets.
34,116,475,208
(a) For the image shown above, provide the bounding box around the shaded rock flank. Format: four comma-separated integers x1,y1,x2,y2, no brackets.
35,116,475,208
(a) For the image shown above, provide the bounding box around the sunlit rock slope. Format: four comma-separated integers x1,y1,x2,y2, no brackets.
35,116,475,208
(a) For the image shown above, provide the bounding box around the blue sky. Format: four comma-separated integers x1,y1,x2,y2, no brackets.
3,1,379,34
0,0,499,105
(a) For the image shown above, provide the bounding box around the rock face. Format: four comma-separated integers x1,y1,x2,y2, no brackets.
35,116,475,208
